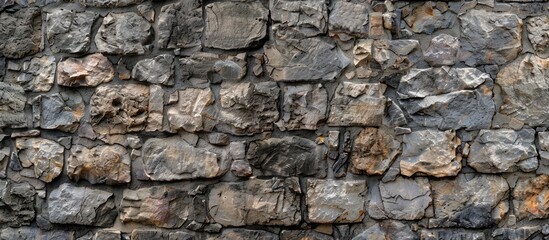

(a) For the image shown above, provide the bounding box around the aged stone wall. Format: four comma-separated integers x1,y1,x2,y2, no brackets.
0,0,548,239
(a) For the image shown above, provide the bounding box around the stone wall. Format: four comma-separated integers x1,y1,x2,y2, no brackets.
0,0,548,239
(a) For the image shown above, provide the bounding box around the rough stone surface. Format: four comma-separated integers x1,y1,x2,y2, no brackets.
0,8,41,59
424,34,459,66
0,180,35,227
306,179,367,223
379,177,432,220
180,53,247,84
512,175,549,220
16,56,55,92
271,0,327,38
527,16,549,58
57,53,115,87
276,84,327,130
0,82,26,128
350,126,400,175
405,2,454,34
0,227,74,240
79,0,143,7
46,9,96,53
158,0,202,50
204,1,268,49
210,229,279,240
132,54,175,86
327,82,386,126
281,230,333,240
38,91,84,132
420,229,485,240
328,1,368,36
95,12,152,55
15,137,64,183
67,144,131,184
167,88,215,132
48,183,117,226
353,221,416,240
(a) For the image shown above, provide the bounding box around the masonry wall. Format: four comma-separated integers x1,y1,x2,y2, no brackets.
0,0,549,239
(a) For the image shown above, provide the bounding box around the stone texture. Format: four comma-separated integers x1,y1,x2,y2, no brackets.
67,144,131,184
281,230,333,240
131,229,193,240
15,137,64,183
264,37,349,81
0,8,41,59
271,0,327,38
459,10,522,66
204,1,268,49
276,84,327,130
492,226,541,240
208,178,301,226
16,56,55,92
424,34,459,66
353,221,416,240
0,180,35,227
158,0,203,50
372,39,422,71
167,88,216,132
217,81,279,135
0,227,74,240
132,54,175,86
38,90,84,132
378,177,432,220
48,183,117,226
328,1,368,36
79,0,144,7
327,82,386,126
142,137,229,181
0,82,26,128
46,9,96,53
180,53,247,84
95,12,152,55
246,136,327,177
405,2,454,34
512,175,549,220
420,229,485,240
430,174,509,228
497,54,549,127
468,128,538,173
306,179,367,223
57,53,115,87
210,229,279,240
527,16,549,58
398,67,495,130
350,126,400,175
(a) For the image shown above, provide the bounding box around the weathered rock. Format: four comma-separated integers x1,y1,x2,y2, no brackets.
46,9,96,53
0,180,35,227
247,136,327,177
217,81,279,135
512,175,549,220
180,53,247,84
158,0,203,50
497,54,549,127
90,84,150,135
16,56,55,92
327,82,386,126
94,230,120,240
271,0,327,38
15,138,64,183
0,146,8,178
276,84,327,130
142,137,230,181
120,186,201,228
459,10,522,66
430,174,509,228
95,12,152,55
48,183,117,226
0,82,26,128
208,178,301,226
131,229,193,240
204,1,268,49
264,37,349,81
405,2,454,34
371,39,422,71
353,221,416,240
328,1,368,36
209,229,279,240
378,177,432,220
398,67,495,130
67,144,131,184
132,54,174,86
468,128,537,173
420,229,485,240
208,133,229,146
79,0,144,7
167,88,216,132
57,53,115,87
492,226,541,240
230,160,252,177
38,91,84,133
527,16,549,58
424,34,459,66
281,230,332,240
0,8,41,59
146,85,164,132
350,126,401,175
306,179,367,223
0,227,74,240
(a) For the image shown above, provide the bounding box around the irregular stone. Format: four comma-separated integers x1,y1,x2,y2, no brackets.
48,183,117,227
247,136,327,177
180,52,247,84
398,67,495,130
372,39,422,71
131,230,193,240
527,16,549,58
209,229,278,240
0,57,4,80
0,8,41,59
95,12,152,55
420,229,485,240
353,221,416,240
230,160,252,177
306,179,367,223
16,56,55,92
94,230,120,240
79,0,144,7
167,88,215,132
350,126,401,175
369,12,385,39
217,81,279,135
424,34,459,66
281,230,333,240
208,178,301,226
142,136,229,181
38,91,84,133
430,174,509,228
57,53,115,87
208,133,229,146
0,180,35,227
275,84,327,130
46,9,96,53
270,0,327,38
459,10,522,66
204,1,268,49
327,82,386,126
0,82,26,128
492,226,541,240
90,84,150,135
158,0,203,50
264,37,349,81
132,54,174,86
145,85,163,132
468,128,537,173
379,177,431,220
512,175,549,220
67,144,130,184
0,227,74,240
497,54,549,127
0,146,8,178
405,1,454,34
328,1,368,36
15,138,64,183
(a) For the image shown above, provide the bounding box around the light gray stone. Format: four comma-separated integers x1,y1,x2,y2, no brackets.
93,230,120,240
372,39,422,71
16,56,55,92
404,2,454,34
158,0,203,50
424,34,459,66
79,0,143,7
68,144,131,184
420,229,485,240
379,177,432,220
281,230,332,240
132,54,174,86
276,84,327,131
271,0,327,38
57,53,114,87
327,82,386,126
209,229,279,240
180,52,247,84
0,8,41,59
527,16,549,58
0,180,35,227
39,91,84,133
0,82,27,128
95,12,152,55
15,137,64,183
306,179,367,223
353,221,416,240
492,226,541,240
0,227,74,240
328,1,368,36
167,88,216,132
46,9,96,53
